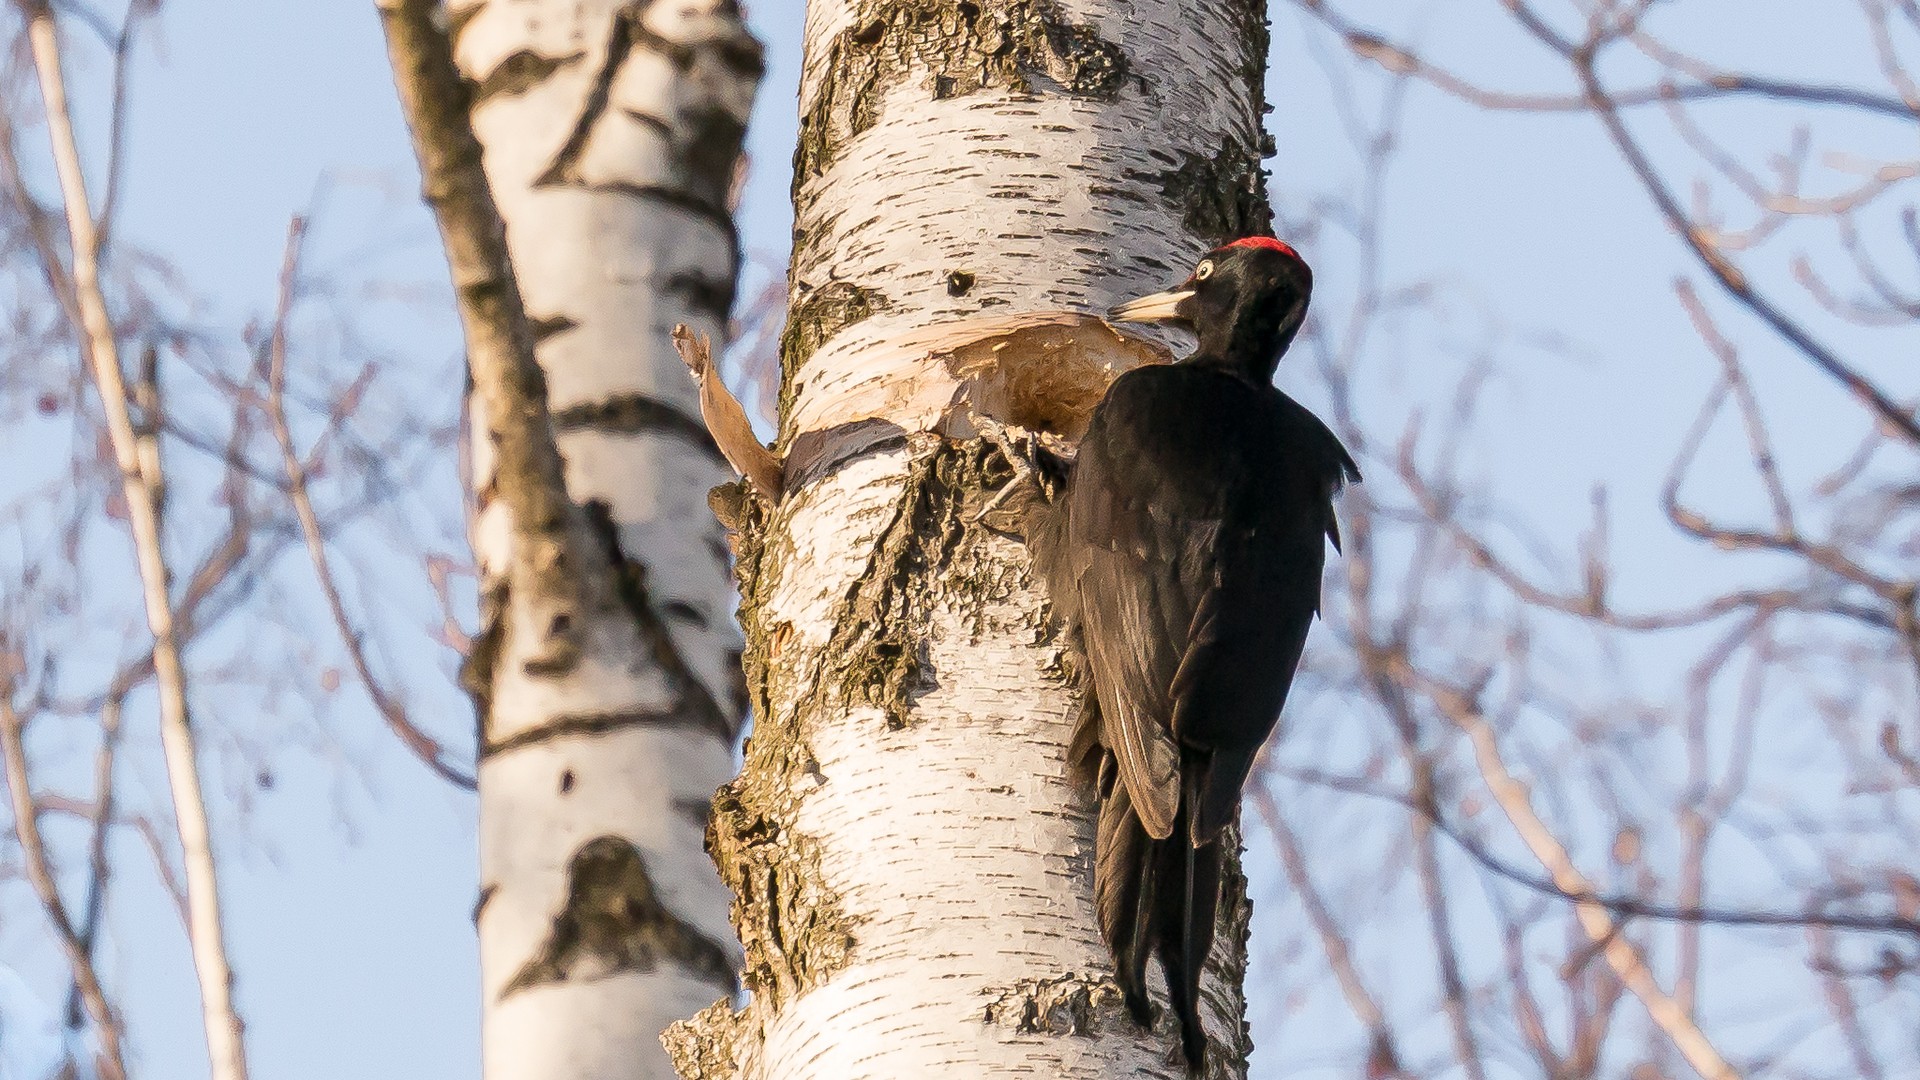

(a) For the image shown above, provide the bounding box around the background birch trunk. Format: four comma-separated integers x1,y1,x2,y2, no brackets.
667,2,1275,1076
433,2,761,1077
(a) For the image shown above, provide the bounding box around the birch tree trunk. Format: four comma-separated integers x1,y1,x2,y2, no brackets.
435,3,761,1077
667,2,1275,1077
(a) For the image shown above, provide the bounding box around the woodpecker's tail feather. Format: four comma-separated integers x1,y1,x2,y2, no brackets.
1066,679,1104,790
1094,754,1220,1073
1156,764,1219,1072
1094,766,1154,1024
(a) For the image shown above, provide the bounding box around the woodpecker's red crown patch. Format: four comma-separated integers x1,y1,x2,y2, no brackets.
1226,236,1300,260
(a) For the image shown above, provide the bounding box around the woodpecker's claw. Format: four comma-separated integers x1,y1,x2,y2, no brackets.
971,414,1040,526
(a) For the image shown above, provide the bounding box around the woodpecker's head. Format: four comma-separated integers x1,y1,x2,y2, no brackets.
1108,236,1312,380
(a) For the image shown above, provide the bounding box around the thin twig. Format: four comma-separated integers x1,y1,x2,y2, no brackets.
1290,1,1920,120
37,794,191,927
64,689,124,1030
1271,760,1920,938
1251,783,1406,1077
261,216,475,789
0,668,129,1080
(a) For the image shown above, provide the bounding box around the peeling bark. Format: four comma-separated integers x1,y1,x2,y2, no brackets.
388,2,762,1078
669,2,1273,1074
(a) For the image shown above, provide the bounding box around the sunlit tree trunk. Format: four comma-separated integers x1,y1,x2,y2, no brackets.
437,2,762,1077
667,1,1274,1077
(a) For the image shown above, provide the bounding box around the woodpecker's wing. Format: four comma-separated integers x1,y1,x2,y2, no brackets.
1169,389,1357,842
1062,368,1235,839
1063,367,1357,843
1069,535,1193,838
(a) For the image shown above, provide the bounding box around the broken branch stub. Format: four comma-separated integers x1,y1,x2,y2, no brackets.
675,324,785,499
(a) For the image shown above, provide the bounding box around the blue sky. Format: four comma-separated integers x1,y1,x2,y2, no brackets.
4,1,1911,1077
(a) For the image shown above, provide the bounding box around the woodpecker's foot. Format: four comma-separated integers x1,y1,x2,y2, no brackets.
970,413,1041,525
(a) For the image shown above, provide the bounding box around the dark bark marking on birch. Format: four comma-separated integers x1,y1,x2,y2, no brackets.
706,786,856,1008
584,499,742,742
500,835,737,998
551,393,726,463
668,492,855,1055
674,795,715,831
665,267,739,321
473,882,497,927
806,440,1013,730
714,482,775,731
663,999,750,1080
820,445,945,729
1135,142,1273,246
480,705,732,759
582,180,742,247
793,0,1132,181
462,578,510,739
630,4,767,79
444,2,484,51
529,313,579,342
722,647,750,719
623,107,676,136
537,2,761,216
662,599,709,628
470,50,585,106
675,105,750,195
537,7,642,188
1210,833,1257,1072
520,613,584,678
777,280,890,405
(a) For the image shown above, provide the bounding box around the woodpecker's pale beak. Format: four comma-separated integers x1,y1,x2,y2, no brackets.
1107,288,1194,324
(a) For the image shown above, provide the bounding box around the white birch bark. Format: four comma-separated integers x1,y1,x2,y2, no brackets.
442,2,762,1077
668,1,1275,1077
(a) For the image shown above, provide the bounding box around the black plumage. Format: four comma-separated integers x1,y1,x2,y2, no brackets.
1026,237,1358,1070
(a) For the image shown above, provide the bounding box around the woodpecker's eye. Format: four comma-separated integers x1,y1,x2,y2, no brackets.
1194,259,1215,281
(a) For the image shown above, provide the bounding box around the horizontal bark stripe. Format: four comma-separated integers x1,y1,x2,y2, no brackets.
551,392,727,461
580,180,740,244
632,20,765,78
471,49,584,105
481,705,732,759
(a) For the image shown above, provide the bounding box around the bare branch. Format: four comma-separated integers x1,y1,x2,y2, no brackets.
1413,664,1740,1079
673,323,783,499
18,6,253,1076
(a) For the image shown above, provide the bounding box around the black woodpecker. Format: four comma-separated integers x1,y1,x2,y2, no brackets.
1025,236,1358,1070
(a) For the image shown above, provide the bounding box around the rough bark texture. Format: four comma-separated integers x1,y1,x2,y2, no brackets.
667,1,1272,1076
400,2,763,1078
